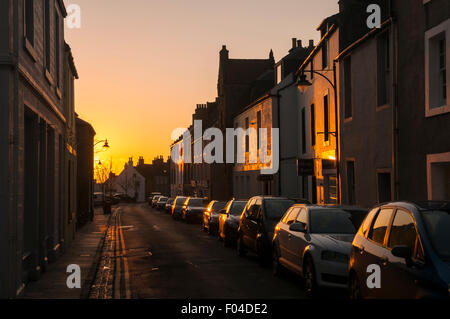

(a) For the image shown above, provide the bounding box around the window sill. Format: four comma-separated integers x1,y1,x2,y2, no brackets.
45,69,54,86
425,104,450,117
24,38,38,62
343,117,353,124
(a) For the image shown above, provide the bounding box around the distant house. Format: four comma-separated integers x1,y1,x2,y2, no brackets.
115,158,146,202
116,156,170,202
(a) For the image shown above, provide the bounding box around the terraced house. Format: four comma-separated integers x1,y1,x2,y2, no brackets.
0,0,80,298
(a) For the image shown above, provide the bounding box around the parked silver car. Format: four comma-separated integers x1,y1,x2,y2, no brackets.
272,204,367,296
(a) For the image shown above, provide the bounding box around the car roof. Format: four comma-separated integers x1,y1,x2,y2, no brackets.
290,204,367,211
376,200,450,212
250,196,294,201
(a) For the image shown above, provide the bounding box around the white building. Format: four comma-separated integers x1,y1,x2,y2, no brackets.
115,158,146,202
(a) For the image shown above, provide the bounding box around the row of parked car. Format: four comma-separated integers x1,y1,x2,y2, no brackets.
148,194,450,299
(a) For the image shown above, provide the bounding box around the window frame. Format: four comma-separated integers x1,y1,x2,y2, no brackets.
386,208,426,263
367,207,395,247
425,19,450,117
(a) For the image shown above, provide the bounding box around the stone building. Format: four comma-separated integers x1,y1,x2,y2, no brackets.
337,0,450,207
0,0,78,297
297,15,340,204
215,45,275,200
76,117,95,228
136,156,170,198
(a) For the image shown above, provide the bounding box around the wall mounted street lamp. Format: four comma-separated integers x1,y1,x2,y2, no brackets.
297,63,341,204
94,139,110,153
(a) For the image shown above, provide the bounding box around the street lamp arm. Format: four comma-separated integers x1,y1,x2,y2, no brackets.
94,139,108,146
301,69,336,90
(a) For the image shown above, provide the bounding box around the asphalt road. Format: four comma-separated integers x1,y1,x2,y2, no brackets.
116,203,309,299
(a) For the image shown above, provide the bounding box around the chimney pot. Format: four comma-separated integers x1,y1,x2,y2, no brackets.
309,40,314,47
292,38,297,49
297,39,302,48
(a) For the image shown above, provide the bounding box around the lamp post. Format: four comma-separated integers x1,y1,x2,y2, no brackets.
297,62,340,204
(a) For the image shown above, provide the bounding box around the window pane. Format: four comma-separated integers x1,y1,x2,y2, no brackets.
296,208,308,228
323,95,329,142
388,210,417,250
368,208,393,245
360,208,378,236
285,208,299,225
310,104,315,146
347,161,355,205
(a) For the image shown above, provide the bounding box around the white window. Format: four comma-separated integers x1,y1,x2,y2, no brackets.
425,19,450,117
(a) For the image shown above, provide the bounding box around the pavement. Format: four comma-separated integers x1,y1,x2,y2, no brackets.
23,208,111,299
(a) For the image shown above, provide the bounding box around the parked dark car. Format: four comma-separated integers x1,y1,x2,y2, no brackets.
237,196,297,262
182,197,208,223
218,200,248,246
151,195,162,207
202,200,227,234
156,196,168,209
348,201,450,299
272,204,368,295
172,196,188,220
164,198,174,213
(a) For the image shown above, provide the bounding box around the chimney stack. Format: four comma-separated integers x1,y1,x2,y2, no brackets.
309,40,314,47
297,39,302,48
291,38,297,49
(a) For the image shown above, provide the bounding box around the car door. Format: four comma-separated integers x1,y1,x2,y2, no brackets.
248,199,262,251
362,207,395,298
383,208,425,299
288,207,309,273
277,208,299,263
241,199,256,247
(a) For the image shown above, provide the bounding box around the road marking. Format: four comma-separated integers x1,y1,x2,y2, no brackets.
118,212,132,299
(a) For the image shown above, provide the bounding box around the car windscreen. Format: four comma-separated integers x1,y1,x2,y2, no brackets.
310,209,360,234
264,200,295,221
212,201,227,212
229,201,247,216
188,198,205,207
421,210,450,261
175,197,186,205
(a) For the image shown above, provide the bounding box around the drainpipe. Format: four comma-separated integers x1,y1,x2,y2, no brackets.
333,61,341,204
274,75,297,196
390,0,399,201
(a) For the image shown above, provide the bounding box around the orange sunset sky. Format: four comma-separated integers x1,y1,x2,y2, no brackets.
63,0,338,174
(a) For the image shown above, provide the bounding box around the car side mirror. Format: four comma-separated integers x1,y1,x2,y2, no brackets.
391,245,413,265
289,223,306,233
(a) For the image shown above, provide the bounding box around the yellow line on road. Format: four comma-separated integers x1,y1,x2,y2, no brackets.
118,211,131,299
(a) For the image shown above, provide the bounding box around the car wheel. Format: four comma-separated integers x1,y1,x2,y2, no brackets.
237,233,246,257
272,246,284,276
303,256,318,297
349,273,362,300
